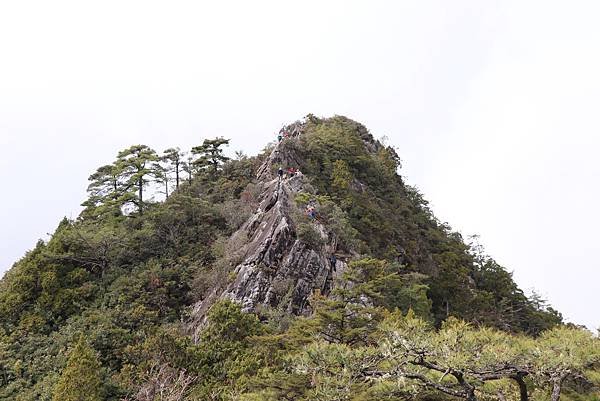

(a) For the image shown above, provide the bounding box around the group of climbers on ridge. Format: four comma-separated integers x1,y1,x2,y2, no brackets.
276,125,302,181
277,126,291,142
277,166,300,181
275,122,340,276
275,124,319,219
277,122,304,142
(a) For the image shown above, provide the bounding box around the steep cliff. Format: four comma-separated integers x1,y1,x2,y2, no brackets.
190,123,348,336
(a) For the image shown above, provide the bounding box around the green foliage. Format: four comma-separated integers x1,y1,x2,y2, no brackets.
161,147,187,191
290,341,382,401
189,300,265,400
531,326,600,395
0,229,98,333
1,119,586,401
244,287,598,401
81,144,160,218
298,116,561,333
279,258,431,349
191,137,231,175
331,159,353,195
52,336,103,401
82,164,123,218
0,141,246,399
469,244,563,334
296,222,325,250
294,191,361,252
116,144,159,214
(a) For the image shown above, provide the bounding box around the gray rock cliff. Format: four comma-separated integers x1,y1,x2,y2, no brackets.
190,124,346,339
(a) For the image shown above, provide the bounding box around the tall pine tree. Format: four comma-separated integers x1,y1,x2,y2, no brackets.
191,137,230,176
162,147,186,190
116,144,158,215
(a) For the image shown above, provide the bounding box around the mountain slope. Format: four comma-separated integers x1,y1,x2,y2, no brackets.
0,115,573,401
190,116,562,333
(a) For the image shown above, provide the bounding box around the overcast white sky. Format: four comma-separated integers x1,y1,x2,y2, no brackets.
0,0,598,330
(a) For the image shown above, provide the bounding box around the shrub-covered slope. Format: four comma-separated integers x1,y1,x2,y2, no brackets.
0,116,594,401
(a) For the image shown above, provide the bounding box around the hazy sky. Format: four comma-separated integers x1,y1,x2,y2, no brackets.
1,1,598,330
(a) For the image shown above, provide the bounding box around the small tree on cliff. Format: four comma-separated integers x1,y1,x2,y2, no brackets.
116,144,159,214
52,336,103,401
85,164,120,203
82,164,124,218
191,137,230,176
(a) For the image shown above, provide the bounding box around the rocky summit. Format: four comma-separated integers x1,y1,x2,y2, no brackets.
191,122,347,334
0,115,596,401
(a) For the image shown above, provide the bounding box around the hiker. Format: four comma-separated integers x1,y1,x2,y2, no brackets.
306,205,316,220
278,166,284,180
287,167,296,177
329,254,337,270
278,134,283,142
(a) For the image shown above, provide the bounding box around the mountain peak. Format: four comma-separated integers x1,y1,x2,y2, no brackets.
190,119,348,337
0,115,574,400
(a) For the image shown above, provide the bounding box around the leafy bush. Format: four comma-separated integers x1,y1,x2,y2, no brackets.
296,223,325,250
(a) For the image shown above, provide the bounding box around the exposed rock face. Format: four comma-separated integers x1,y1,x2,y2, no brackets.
190,125,346,337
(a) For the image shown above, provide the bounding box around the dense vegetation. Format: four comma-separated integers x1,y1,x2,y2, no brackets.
0,116,597,401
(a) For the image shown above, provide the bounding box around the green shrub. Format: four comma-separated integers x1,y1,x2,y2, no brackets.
296,223,325,250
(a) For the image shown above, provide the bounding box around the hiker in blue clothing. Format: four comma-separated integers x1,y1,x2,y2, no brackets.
329,254,337,271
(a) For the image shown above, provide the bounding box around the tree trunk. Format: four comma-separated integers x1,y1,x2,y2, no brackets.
138,178,144,215
550,375,565,401
175,161,180,190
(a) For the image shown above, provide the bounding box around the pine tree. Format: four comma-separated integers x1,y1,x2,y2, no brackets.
191,137,230,175
162,147,185,190
183,155,193,183
52,336,103,401
153,161,170,198
82,164,123,217
116,144,158,214
85,164,120,201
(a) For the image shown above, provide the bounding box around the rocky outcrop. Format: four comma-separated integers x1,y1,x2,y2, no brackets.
190,125,346,338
